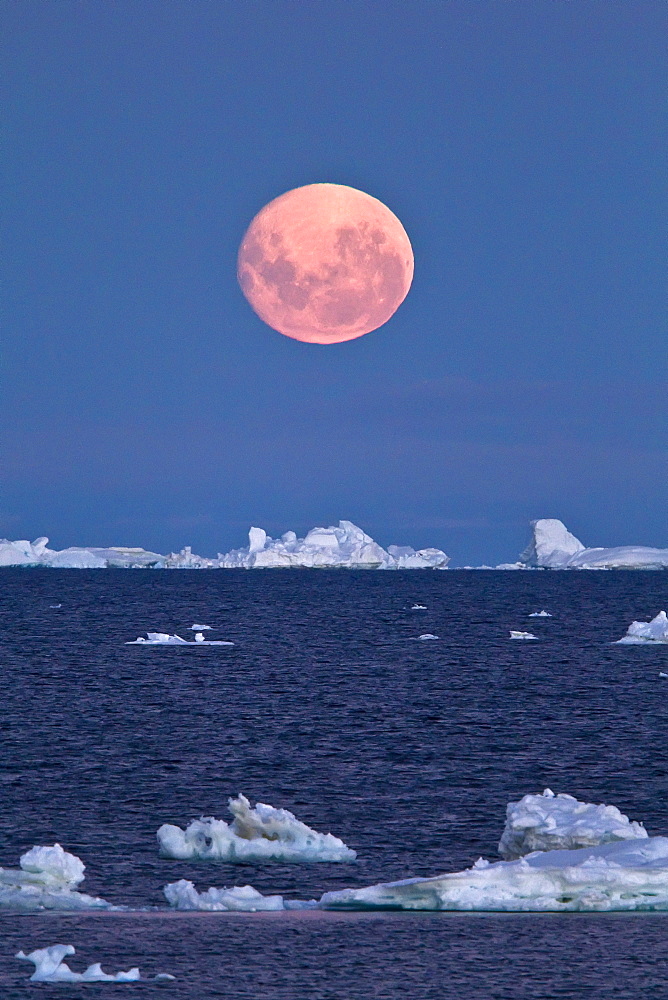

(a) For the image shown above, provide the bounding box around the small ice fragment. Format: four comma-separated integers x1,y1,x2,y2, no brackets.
528,610,552,617
164,879,286,911
49,604,62,609
157,793,356,863
417,634,438,640
660,672,668,679
0,844,114,911
195,633,205,642
16,945,153,982
190,623,212,630
509,631,537,640
411,604,427,610
126,632,234,646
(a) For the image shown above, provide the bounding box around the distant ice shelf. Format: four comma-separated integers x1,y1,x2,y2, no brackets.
0,521,449,570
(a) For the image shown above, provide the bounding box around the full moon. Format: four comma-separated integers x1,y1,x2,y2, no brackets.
237,183,414,344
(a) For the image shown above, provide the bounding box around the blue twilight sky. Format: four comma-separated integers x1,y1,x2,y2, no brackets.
2,0,665,565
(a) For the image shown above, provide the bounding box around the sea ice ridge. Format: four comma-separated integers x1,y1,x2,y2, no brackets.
498,789,648,859
157,793,356,863
615,611,668,644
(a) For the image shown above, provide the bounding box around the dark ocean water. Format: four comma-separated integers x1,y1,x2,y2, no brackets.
0,568,666,998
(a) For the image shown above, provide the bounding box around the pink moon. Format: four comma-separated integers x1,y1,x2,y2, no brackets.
237,183,414,344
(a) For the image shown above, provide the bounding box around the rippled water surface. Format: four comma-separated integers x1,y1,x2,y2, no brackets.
1,569,667,997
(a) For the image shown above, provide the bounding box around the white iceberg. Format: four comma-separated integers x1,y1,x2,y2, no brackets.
217,522,449,570
127,632,234,646
509,631,537,640
164,879,286,912
157,793,356,863
498,789,647,859
319,836,668,912
528,610,552,617
615,611,668,644
16,944,173,983
0,536,164,568
0,844,114,911
518,519,668,570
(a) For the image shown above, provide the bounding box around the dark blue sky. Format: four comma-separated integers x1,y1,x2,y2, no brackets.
2,1,665,564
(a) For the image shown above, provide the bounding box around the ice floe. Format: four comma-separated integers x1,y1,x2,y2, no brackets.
528,610,552,617
16,944,174,983
190,623,212,630
164,879,286,912
126,632,234,646
509,631,537,640
319,836,668,912
157,793,356,863
615,611,668,644
498,789,647,859
517,519,668,570
0,844,114,911
411,604,427,610
416,633,438,641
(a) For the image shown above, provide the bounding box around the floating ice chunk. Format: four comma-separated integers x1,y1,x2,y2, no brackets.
416,633,439,641
411,604,427,610
528,610,552,617
126,632,234,646
157,793,356,863
660,672,668,679
49,604,62,609
16,945,173,983
0,845,113,911
498,790,648,859
190,623,212,630
615,611,668,644
164,879,286,911
509,631,537,640
319,836,668,912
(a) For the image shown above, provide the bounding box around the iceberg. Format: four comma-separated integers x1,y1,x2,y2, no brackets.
157,793,356,863
126,632,234,646
615,611,668,644
16,945,173,983
217,521,449,570
319,836,668,912
0,844,114,911
518,519,668,570
0,522,449,570
498,789,647,859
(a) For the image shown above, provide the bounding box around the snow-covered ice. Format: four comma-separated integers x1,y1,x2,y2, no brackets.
127,632,234,646
518,519,668,570
16,945,174,983
528,610,552,617
0,844,114,911
498,789,647,859
509,631,537,640
615,611,668,644
320,836,668,912
157,793,356,863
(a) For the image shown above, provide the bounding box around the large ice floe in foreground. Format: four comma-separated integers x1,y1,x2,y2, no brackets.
157,793,356,863
320,837,668,912
615,611,668,644
517,519,668,570
0,845,113,911
497,789,647,859
320,790,668,912
16,945,173,983
0,521,449,570
216,521,449,569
